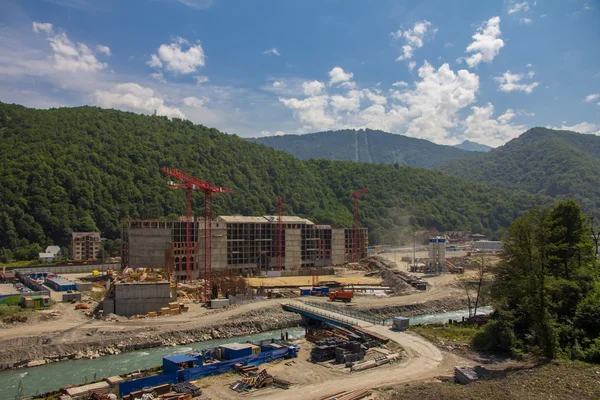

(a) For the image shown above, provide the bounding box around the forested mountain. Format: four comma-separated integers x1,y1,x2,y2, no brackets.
453,140,492,152
439,127,600,218
251,129,473,168
0,102,549,259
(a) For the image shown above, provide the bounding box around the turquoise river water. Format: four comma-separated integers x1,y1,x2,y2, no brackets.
0,306,493,398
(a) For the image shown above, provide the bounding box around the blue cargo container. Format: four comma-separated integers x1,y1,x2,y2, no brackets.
44,276,77,292
300,288,311,296
219,343,254,360
318,286,330,294
163,354,202,374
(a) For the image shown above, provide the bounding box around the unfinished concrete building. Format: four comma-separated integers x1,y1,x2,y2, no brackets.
121,216,368,280
72,232,101,262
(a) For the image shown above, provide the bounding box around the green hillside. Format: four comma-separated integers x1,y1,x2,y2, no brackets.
439,127,600,218
453,140,492,152
0,102,549,259
251,129,473,168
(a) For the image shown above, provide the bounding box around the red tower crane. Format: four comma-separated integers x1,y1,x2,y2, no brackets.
161,167,233,300
351,188,368,262
277,196,283,271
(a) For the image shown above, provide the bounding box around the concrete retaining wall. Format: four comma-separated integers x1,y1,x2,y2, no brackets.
15,264,117,275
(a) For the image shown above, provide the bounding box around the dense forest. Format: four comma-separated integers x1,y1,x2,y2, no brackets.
476,200,600,362
251,129,474,168
439,127,600,218
0,102,549,259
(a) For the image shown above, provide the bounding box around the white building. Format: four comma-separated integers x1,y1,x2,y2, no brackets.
472,240,503,252
38,246,62,263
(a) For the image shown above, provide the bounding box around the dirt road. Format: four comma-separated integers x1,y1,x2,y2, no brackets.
203,303,464,400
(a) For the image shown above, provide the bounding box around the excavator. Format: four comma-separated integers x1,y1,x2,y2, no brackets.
446,260,464,274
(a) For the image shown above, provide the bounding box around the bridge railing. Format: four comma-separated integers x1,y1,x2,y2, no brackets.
301,301,389,325
283,303,360,327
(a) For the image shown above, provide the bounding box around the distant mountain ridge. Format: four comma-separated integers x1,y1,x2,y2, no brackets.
439,127,600,218
252,129,473,169
453,140,492,152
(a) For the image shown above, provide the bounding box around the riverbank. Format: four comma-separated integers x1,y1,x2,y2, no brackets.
0,291,478,371
0,305,302,370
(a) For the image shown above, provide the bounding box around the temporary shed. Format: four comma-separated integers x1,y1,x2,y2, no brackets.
162,354,202,374
22,295,51,309
392,316,409,331
44,276,77,292
219,343,254,360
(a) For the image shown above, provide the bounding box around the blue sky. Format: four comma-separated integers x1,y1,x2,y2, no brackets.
0,0,598,146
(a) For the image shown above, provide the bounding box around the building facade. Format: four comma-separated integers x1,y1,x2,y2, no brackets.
121,216,368,280
72,232,101,262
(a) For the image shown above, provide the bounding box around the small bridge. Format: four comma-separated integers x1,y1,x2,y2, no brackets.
282,302,389,342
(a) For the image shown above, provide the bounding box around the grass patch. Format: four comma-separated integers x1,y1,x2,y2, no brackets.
385,361,600,400
1,260,51,268
409,324,481,346
0,304,27,318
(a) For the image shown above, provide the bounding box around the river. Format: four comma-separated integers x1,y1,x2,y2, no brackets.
0,306,493,399
0,327,306,399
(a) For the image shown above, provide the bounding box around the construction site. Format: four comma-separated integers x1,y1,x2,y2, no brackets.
0,167,501,400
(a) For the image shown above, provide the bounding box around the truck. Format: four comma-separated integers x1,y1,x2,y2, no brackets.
329,291,354,303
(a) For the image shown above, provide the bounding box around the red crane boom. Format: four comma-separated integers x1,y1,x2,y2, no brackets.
351,188,368,262
161,167,233,300
277,196,283,271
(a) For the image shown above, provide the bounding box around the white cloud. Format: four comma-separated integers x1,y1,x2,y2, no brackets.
331,93,361,112
494,70,539,94
47,33,107,72
183,96,206,108
396,61,480,142
194,75,209,84
552,121,600,135
583,3,592,10
278,61,482,143
520,18,533,24
508,2,529,14
273,81,285,88
279,95,335,130
540,14,547,18
392,20,433,61
148,37,205,74
302,80,325,96
526,63,533,68
364,89,387,105
328,66,353,86
584,93,599,103
396,45,414,61
340,81,356,89
392,81,408,87
176,0,213,9
465,16,504,68
462,103,525,146
408,61,417,71
148,54,163,68
150,72,166,82
96,45,111,56
32,22,53,34
262,47,280,56
92,83,185,119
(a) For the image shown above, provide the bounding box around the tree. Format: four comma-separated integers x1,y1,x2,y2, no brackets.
456,274,475,317
473,255,491,316
484,200,598,359
0,248,12,263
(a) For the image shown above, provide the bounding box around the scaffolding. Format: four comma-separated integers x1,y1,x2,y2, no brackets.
121,216,368,276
